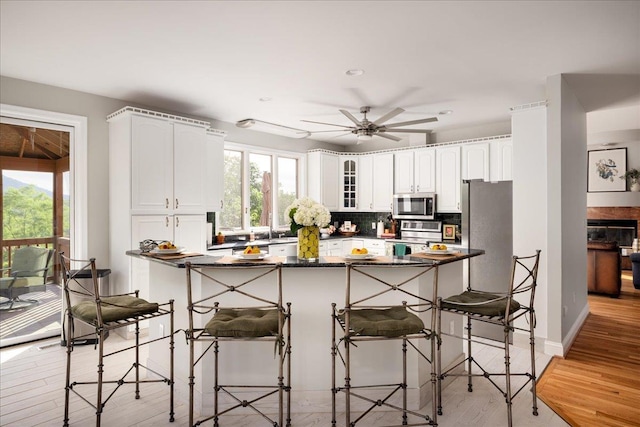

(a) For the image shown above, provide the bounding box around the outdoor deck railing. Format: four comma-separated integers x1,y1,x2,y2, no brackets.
1,237,70,284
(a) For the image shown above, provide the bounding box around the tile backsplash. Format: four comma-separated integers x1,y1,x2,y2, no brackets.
330,211,393,237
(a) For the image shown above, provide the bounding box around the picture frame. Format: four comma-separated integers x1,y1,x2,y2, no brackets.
588,148,626,192
443,224,456,240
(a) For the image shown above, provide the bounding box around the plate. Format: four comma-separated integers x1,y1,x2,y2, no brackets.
422,248,457,255
343,253,376,260
150,246,185,255
234,253,270,260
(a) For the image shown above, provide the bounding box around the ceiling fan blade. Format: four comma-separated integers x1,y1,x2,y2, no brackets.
373,107,405,125
384,117,438,128
339,109,362,126
301,119,353,129
376,132,402,142
381,128,432,133
307,129,353,134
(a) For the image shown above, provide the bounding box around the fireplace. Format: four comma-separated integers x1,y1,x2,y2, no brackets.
587,219,637,247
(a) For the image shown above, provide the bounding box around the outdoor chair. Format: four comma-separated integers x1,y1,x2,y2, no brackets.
0,246,54,310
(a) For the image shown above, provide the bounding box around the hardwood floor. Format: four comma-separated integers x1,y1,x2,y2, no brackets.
537,271,640,427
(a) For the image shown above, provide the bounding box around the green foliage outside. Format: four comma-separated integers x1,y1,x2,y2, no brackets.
2,184,69,267
220,152,297,231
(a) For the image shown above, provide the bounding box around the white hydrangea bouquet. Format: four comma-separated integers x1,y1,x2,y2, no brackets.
285,197,331,233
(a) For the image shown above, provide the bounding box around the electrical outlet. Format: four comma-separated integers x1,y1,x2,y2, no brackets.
372,222,376,230
159,323,164,337
449,320,455,335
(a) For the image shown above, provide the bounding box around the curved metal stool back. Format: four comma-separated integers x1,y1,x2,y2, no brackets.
437,250,541,427
185,262,291,426
331,262,440,426
60,252,174,426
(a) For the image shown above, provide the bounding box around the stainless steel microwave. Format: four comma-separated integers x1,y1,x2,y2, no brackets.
392,193,436,220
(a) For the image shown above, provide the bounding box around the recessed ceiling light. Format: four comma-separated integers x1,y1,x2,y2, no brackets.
259,97,272,102
438,110,453,115
346,69,364,76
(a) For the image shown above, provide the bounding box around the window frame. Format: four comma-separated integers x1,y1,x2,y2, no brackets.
222,141,306,234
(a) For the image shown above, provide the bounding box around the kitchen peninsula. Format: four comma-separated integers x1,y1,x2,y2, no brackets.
127,249,483,415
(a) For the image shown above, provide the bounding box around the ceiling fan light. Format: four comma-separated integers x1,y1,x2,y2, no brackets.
236,119,255,128
357,134,372,141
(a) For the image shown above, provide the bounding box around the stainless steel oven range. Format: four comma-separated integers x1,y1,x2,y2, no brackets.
399,220,443,243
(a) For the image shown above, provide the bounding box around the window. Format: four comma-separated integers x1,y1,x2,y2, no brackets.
219,144,302,233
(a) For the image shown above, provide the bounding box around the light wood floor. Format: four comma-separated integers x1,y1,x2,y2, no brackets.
537,271,640,427
0,325,566,426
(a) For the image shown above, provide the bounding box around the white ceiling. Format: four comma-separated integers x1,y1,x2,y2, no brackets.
1,1,639,146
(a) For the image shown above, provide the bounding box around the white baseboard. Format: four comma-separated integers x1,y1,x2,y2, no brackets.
559,303,590,356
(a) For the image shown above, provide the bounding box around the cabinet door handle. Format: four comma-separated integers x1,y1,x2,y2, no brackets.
220,200,223,209
165,198,169,209
416,185,420,192
176,217,180,227
175,198,179,209
165,216,169,227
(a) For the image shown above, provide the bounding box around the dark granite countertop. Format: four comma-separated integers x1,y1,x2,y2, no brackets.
127,248,484,268
207,234,399,252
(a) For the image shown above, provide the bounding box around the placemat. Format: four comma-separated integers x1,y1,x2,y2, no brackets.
323,256,393,263
215,255,286,264
141,252,203,260
409,251,463,260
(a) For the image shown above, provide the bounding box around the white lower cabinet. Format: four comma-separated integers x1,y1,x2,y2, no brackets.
320,240,345,256
363,239,386,256
131,214,205,300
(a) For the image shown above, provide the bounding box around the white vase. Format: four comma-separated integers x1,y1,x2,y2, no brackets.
631,182,640,192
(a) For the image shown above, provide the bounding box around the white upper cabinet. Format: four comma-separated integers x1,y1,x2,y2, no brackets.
436,145,461,212
489,138,513,182
205,130,225,211
414,149,436,193
131,115,173,212
394,149,435,193
372,153,394,211
173,123,207,213
394,150,415,193
461,142,490,181
340,155,358,210
307,151,339,211
359,155,374,210
130,114,207,214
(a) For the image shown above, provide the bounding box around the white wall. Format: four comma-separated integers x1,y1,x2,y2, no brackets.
546,74,589,354
511,105,550,349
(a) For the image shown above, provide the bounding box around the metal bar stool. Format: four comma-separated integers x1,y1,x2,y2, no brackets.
185,262,291,427
331,262,439,426
60,253,174,426
437,250,541,427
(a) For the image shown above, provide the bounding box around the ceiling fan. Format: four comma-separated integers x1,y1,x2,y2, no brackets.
301,106,438,143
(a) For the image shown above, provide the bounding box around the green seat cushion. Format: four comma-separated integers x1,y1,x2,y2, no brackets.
71,295,159,324
205,308,279,338
343,306,425,338
441,291,520,317
0,276,44,289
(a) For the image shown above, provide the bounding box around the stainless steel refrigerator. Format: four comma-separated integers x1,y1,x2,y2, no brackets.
461,179,513,342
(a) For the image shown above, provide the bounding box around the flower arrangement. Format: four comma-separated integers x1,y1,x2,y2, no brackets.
285,197,331,234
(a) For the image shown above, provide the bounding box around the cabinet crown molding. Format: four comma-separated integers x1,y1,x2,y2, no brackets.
107,106,212,129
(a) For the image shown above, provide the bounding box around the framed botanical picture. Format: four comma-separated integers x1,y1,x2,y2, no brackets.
443,224,456,240
587,148,626,192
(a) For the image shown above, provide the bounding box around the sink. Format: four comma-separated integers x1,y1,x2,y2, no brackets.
269,237,298,244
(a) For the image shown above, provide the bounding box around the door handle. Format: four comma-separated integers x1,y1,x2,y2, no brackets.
165,198,169,209
175,198,179,209
165,216,169,227
176,217,180,227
